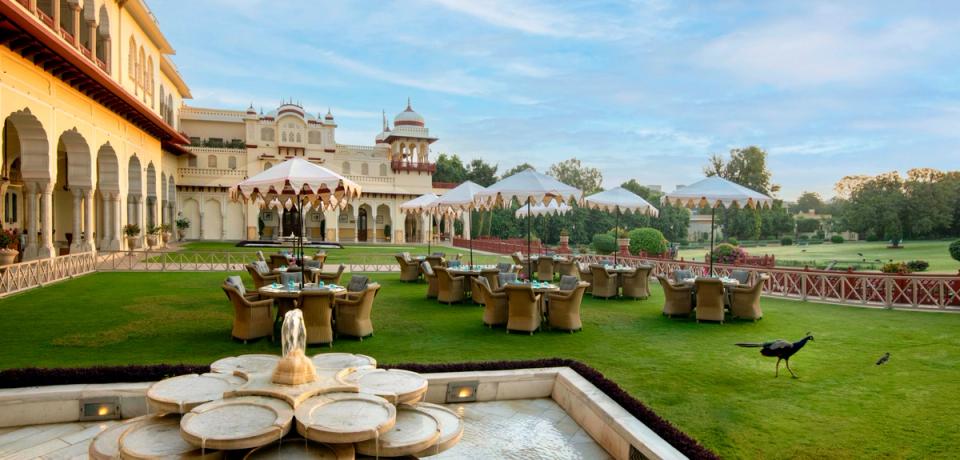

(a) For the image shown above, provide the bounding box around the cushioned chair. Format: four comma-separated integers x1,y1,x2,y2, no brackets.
497,272,518,291
345,275,370,301
316,264,345,285
396,254,420,282
695,277,726,324
421,261,439,299
312,252,327,269
300,289,335,346
303,260,322,283
476,277,508,327
436,267,465,304
473,268,500,304
280,271,303,286
546,282,588,332
256,250,266,263
537,258,555,282
673,269,694,284
269,254,290,270
246,262,279,289
504,284,541,334
730,269,751,286
426,255,445,269
578,263,594,294
557,275,580,292
335,283,380,340
222,281,274,343
658,275,692,318
590,265,619,299
621,265,652,300
497,262,514,273
729,275,767,321
555,259,578,278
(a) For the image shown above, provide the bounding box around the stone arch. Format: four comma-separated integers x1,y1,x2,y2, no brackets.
202,198,223,240
361,162,369,176
376,203,392,241
379,163,387,177
357,203,373,242
126,155,142,230
181,197,200,239
95,143,120,250
4,108,50,182
160,172,168,224
224,201,244,240
95,144,119,192
128,36,136,81
138,46,145,88
145,162,156,228
58,128,92,189
97,5,110,69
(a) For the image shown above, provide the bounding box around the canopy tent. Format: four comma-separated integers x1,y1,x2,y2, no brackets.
476,169,582,278
399,193,440,253
513,201,572,218
232,158,360,287
433,181,487,266
661,176,772,275
585,187,659,265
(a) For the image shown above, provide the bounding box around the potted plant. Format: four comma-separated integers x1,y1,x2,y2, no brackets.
175,215,190,241
160,224,173,244
123,223,141,250
0,228,19,266
558,229,571,253
146,225,161,249
383,223,391,242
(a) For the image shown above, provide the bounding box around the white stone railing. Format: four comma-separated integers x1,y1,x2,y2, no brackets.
0,252,97,297
186,147,246,154
346,175,395,185
177,168,246,178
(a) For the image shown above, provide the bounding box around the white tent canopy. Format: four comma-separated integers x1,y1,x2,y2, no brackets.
232,158,361,209
399,193,440,214
585,186,659,216
476,169,582,209
515,201,572,218
661,176,772,209
433,181,486,214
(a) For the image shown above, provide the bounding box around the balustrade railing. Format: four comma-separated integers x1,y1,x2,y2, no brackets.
0,252,97,297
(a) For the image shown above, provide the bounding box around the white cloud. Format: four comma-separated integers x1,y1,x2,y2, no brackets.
769,138,882,156
423,0,619,39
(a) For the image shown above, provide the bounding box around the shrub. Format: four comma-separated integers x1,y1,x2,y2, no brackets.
830,235,844,244
592,233,617,254
950,240,960,263
798,234,809,241
726,237,739,246
866,233,880,242
0,228,18,249
628,228,668,256
608,228,629,239
906,260,929,272
123,223,140,237
175,216,191,230
710,243,747,264
780,237,793,246
881,262,909,274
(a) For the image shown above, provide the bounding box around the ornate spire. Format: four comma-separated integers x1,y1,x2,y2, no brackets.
406,97,412,111
382,110,390,131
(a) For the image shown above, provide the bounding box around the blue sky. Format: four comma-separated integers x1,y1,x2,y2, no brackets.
151,0,960,200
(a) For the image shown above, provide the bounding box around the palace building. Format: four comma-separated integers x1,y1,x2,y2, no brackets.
177,99,439,244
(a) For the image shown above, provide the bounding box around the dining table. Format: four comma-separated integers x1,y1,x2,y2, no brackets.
258,282,348,323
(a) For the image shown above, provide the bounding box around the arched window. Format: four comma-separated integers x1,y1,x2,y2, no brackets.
380,163,388,176
261,127,275,142
361,163,369,176
281,132,287,142
159,85,166,121
342,162,351,175
296,132,301,143
138,46,145,88
97,6,110,72
146,56,154,107
207,155,217,168
228,156,237,170
128,36,136,82
188,156,197,168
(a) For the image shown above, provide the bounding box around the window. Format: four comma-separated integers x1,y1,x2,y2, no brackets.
207,155,217,168
281,132,287,142
264,162,273,170
380,163,388,176
296,132,301,143
138,46,145,87
308,130,322,144
342,162,351,175
261,127,274,142
361,163,369,176
4,191,17,224
189,137,201,146
128,36,136,81
228,156,237,170
188,156,197,167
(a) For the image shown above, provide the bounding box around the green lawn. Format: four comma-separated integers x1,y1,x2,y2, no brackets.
679,239,960,273
155,242,507,266
1,272,958,458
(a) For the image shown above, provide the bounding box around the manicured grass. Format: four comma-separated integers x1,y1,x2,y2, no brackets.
679,239,960,273
1,272,958,458
160,242,506,266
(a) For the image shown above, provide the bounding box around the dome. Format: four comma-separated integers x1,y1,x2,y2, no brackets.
324,108,334,120
393,98,424,127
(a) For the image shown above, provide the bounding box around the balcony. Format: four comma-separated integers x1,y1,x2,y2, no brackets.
391,160,435,174
178,167,245,178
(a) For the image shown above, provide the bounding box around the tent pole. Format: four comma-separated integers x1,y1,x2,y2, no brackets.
469,211,474,267
527,197,532,280
298,195,304,289
614,207,620,266
709,207,715,277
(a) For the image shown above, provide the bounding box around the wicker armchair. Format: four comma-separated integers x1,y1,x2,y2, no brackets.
246,263,279,289
729,269,750,285
269,254,290,270
426,255,445,269
300,289,335,346
546,282,588,332
621,265,652,300
537,258,555,282
729,275,767,321
473,268,500,303
312,252,327,269
511,251,524,266
477,277,508,327
555,259,578,278
421,261,439,299
315,264,345,285
395,254,420,282
504,284,541,334
496,273,518,291
695,277,726,324
335,283,380,340
222,282,274,343
435,267,465,304
578,263,594,294
658,276,692,317
590,265,618,299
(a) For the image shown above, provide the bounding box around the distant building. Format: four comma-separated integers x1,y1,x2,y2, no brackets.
687,210,721,242
794,210,858,241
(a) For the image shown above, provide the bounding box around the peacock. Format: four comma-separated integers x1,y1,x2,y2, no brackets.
736,333,814,378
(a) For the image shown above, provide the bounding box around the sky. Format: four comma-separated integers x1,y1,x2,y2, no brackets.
150,0,960,200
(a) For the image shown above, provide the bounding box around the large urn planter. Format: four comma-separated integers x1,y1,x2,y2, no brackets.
146,235,159,249
0,249,18,266
126,236,141,250
162,232,172,244
177,229,186,241
558,235,571,254
617,237,630,256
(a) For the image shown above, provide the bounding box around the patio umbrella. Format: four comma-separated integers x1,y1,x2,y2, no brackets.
476,169,582,278
400,193,439,254
433,181,487,266
585,186,659,265
232,158,361,287
661,176,772,276
514,201,572,256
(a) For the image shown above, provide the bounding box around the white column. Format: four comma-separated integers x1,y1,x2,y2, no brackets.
38,182,55,258
110,192,122,250
71,3,81,47
100,194,110,249
87,20,97,57
52,0,61,33
83,189,94,252
370,205,377,243
23,183,38,260
70,188,83,253
353,206,359,242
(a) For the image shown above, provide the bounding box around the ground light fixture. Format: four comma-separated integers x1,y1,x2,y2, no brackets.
445,380,479,403
79,396,120,421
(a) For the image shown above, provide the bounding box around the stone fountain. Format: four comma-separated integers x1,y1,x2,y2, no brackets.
90,310,464,459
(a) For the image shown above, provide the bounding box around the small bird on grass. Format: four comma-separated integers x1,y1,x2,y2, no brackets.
736,333,814,378
876,352,890,365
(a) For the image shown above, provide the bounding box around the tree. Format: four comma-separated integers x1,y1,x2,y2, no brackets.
760,201,794,238
620,179,690,242
465,158,498,187
841,172,905,241
547,158,603,195
502,163,535,178
433,153,467,184
795,217,821,234
794,192,824,214
703,146,779,195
